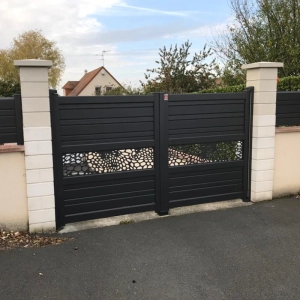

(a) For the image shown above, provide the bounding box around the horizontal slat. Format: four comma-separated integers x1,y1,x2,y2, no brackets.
60,116,153,126
170,170,243,187
169,192,243,208
65,194,155,215
169,161,245,174
60,122,154,135
169,100,245,106
169,134,245,145
61,135,155,146
169,183,243,201
64,189,155,206
169,93,246,101
276,105,300,114
60,107,153,119
276,118,300,126
277,92,300,101
0,133,17,144
169,117,244,130
65,203,155,223
61,140,154,153
169,104,244,115
64,175,155,191
276,113,300,119
61,130,154,144
59,102,154,110
169,112,244,120
0,127,17,134
63,170,155,185
0,116,16,127
170,178,243,192
63,179,155,200
0,110,16,117
169,126,244,137
0,99,15,109
59,95,154,104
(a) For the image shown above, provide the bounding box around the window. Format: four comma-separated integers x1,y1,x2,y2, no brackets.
95,86,101,95
106,86,113,92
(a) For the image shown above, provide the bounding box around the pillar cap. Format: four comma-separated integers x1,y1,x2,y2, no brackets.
242,62,283,70
14,59,52,68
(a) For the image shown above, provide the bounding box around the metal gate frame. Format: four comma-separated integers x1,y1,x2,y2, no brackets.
50,88,253,229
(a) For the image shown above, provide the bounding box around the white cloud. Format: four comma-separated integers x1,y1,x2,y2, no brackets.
0,0,229,93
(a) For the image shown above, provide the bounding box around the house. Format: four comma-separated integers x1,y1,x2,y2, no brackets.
62,66,122,96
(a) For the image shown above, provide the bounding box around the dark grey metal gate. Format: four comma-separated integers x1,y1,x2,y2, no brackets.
50,88,253,228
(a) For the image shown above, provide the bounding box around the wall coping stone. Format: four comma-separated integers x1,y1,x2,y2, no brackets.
276,126,300,133
242,62,284,70
0,143,24,153
14,59,52,68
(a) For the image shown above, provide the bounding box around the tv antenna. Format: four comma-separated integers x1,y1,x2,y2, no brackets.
101,50,110,67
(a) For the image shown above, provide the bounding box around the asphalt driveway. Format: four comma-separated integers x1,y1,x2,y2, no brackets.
1,197,300,300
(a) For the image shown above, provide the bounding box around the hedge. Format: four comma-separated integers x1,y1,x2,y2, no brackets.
197,75,300,93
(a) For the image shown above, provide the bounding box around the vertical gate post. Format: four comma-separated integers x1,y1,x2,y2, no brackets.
14,59,55,232
242,62,283,202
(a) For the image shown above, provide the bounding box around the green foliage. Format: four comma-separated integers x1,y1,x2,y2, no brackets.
0,80,20,97
170,142,241,163
199,75,300,93
197,84,246,94
0,30,65,88
141,40,219,94
277,76,300,91
103,85,143,96
213,0,300,78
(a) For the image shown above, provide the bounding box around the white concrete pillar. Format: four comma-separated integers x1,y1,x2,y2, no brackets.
14,59,55,232
242,62,283,202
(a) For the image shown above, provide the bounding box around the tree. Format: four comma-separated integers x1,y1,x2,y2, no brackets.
103,84,143,95
0,30,65,88
213,0,300,78
0,80,20,97
141,41,219,94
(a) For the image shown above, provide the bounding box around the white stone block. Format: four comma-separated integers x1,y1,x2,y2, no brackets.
19,67,49,83
253,115,276,127
23,112,51,127
252,137,275,149
253,92,277,104
25,155,53,170
253,104,276,116
27,182,54,198
252,126,275,138
22,98,50,113
29,221,56,233
248,80,277,93
25,141,52,156
252,148,275,160
251,190,273,202
252,170,274,182
40,168,54,182
28,195,55,211
251,180,273,193
24,127,52,141
29,208,55,224
26,168,53,183
26,169,40,184
20,82,49,98
246,68,278,81
252,159,274,171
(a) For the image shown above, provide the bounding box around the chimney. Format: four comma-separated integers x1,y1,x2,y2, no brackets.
84,69,88,75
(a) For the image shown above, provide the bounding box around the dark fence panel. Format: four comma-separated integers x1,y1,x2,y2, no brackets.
0,95,23,145
277,92,300,126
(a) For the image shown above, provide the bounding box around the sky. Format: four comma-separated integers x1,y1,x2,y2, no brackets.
0,0,232,93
